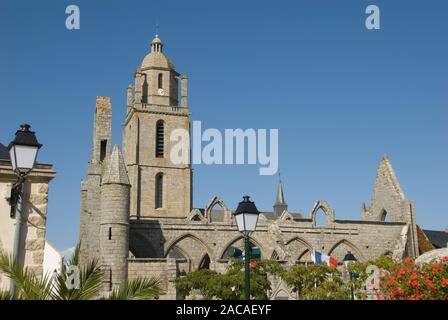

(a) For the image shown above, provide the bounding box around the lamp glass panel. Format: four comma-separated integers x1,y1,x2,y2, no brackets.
12,145,38,172
9,146,17,170
244,213,259,232
235,214,245,232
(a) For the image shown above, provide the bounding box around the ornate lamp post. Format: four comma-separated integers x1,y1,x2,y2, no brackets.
233,195,260,300
343,251,358,300
7,124,42,294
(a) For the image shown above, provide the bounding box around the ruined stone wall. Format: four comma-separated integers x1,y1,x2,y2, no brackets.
130,217,408,271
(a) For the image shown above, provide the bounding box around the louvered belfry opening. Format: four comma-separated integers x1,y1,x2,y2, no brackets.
156,120,164,157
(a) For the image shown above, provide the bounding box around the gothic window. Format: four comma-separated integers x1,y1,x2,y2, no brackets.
158,73,163,89
156,120,164,157
315,208,328,226
155,173,163,209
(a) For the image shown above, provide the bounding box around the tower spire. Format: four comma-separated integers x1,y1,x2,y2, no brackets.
273,173,288,217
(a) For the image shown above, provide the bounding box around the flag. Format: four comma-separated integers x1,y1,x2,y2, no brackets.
321,253,338,268
311,250,322,264
312,250,338,267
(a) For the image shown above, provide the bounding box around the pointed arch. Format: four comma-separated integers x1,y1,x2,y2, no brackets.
279,210,294,222
186,209,205,222
285,236,314,262
219,235,264,259
328,239,364,262
164,233,213,259
285,236,313,249
166,245,191,260
270,281,293,300
297,249,312,263
205,196,232,223
310,200,335,226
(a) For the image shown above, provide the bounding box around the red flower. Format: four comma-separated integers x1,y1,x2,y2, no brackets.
403,257,412,264
442,278,448,288
441,256,448,262
389,277,396,285
426,280,436,291
396,288,404,295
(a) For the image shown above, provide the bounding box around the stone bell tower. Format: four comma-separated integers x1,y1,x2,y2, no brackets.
122,34,192,219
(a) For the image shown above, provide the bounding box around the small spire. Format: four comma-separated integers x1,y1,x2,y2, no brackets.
102,145,130,185
273,174,288,217
155,21,159,38
275,176,286,206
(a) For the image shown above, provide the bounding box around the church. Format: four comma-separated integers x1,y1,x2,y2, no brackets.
78,34,419,299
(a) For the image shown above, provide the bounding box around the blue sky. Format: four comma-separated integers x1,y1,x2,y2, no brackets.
0,0,447,251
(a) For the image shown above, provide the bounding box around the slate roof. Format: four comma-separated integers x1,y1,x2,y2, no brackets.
0,143,10,160
423,229,448,249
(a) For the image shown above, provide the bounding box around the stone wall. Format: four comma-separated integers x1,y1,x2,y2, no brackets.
0,161,56,290
127,258,178,299
128,210,412,299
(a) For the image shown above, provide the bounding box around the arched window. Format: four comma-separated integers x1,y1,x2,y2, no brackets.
315,208,328,226
381,210,389,222
155,173,163,209
156,120,164,157
158,73,163,89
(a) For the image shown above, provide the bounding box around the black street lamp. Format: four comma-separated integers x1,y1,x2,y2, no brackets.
343,251,358,300
7,124,42,294
233,195,260,300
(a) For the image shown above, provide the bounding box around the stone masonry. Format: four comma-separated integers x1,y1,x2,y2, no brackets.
79,35,419,299
0,155,56,290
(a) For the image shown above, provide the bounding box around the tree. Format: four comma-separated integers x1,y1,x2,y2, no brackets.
175,259,283,300
346,255,396,299
282,264,350,300
0,244,163,300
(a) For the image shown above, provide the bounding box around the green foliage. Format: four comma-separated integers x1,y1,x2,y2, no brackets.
0,243,163,300
346,255,396,299
282,264,349,300
109,277,164,300
0,251,54,300
50,243,105,300
175,259,283,300
175,269,217,299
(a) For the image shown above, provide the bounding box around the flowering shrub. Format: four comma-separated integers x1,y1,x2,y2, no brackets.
378,256,448,300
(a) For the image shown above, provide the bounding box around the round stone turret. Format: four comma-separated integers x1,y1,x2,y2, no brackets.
99,144,131,291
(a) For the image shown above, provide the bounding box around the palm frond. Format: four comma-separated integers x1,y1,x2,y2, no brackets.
52,256,104,300
0,252,53,300
109,277,164,300
0,289,14,300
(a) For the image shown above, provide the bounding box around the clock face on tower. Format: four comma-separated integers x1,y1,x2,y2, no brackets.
158,88,165,96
